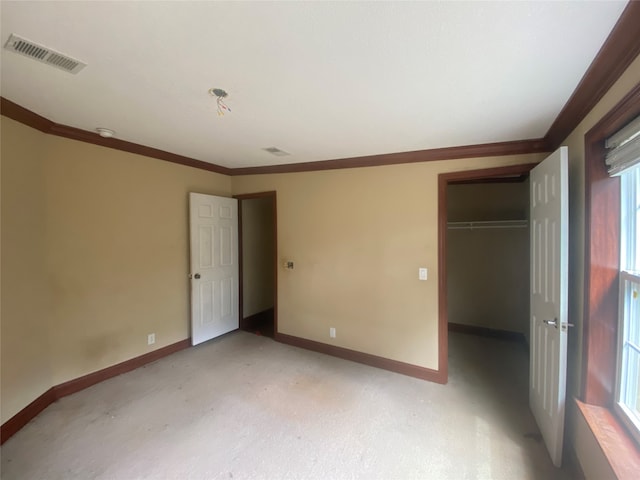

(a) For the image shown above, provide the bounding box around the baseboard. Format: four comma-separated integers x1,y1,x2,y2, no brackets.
0,338,191,445
448,322,527,344
53,339,191,398
275,332,446,384
0,388,56,444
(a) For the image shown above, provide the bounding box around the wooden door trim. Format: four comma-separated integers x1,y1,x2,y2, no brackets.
438,163,538,382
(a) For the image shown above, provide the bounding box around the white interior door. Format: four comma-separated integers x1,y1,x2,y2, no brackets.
189,193,239,346
529,146,569,467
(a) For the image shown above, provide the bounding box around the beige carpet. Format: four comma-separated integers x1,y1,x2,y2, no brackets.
1,331,572,479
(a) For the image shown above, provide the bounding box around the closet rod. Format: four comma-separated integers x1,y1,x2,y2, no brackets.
447,220,528,230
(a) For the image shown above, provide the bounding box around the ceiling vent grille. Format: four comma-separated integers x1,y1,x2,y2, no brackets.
4,34,86,74
263,147,290,157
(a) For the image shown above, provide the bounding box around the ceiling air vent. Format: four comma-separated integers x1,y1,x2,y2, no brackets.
263,147,290,157
4,34,86,74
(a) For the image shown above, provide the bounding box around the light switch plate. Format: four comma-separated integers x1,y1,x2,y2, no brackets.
419,268,428,280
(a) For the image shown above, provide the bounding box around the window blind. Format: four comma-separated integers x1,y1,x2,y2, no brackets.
606,115,640,176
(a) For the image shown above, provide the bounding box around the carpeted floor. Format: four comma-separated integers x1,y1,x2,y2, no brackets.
0,331,572,479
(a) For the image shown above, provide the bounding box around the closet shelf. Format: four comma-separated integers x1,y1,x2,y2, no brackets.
447,220,528,230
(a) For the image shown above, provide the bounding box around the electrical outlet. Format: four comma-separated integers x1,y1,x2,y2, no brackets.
147,333,155,345
419,268,428,281
330,327,336,338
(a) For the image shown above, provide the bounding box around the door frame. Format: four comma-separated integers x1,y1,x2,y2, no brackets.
234,191,278,334
437,162,539,382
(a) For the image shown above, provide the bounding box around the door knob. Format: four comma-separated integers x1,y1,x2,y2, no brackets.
543,319,557,327
194,273,201,279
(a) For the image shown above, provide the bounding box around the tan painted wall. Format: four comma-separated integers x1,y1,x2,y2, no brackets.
1,117,53,423
1,117,231,420
241,197,275,318
231,153,545,369
447,182,529,335
560,54,640,476
43,136,231,385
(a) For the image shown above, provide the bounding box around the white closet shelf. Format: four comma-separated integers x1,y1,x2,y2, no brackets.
447,220,528,230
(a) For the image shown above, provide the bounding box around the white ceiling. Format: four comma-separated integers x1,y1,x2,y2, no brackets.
0,1,629,169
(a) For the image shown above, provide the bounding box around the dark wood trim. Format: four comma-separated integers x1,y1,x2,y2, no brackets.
2,96,549,176
448,322,527,345
0,388,56,444
582,81,640,406
0,97,53,133
275,332,446,384
0,339,191,444
545,2,640,150
230,139,548,175
575,399,640,479
1,98,231,176
448,174,528,185
234,191,278,336
53,339,191,399
234,191,278,200
3,0,638,177
438,162,537,384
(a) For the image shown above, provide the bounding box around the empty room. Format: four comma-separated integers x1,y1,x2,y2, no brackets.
2,2,640,479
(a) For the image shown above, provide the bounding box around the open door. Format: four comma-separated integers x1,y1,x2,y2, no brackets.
189,193,239,346
529,147,569,467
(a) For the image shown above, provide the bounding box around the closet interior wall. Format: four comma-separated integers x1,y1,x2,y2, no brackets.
446,181,530,339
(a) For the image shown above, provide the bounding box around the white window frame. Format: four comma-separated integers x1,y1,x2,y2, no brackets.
614,164,640,445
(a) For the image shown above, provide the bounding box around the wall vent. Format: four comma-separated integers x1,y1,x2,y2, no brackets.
263,147,290,157
4,34,86,74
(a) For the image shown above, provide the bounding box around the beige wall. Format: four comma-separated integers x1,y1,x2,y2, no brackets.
447,183,529,335
241,197,275,318
231,153,545,369
1,118,53,423
561,54,640,476
1,117,231,419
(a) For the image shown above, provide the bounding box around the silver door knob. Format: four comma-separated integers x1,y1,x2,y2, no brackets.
543,319,557,327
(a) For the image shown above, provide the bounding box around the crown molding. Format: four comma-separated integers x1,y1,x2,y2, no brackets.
544,1,640,150
229,139,549,176
0,98,232,176
2,2,639,177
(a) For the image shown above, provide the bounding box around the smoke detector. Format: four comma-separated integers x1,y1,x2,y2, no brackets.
96,128,115,138
4,34,86,74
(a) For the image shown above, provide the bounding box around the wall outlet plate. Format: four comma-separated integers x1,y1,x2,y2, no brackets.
148,333,155,345
330,327,336,338
419,268,428,280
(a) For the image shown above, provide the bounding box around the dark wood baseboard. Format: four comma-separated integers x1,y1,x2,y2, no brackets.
448,322,527,344
275,332,446,384
0,338,191,445
0,388,56,444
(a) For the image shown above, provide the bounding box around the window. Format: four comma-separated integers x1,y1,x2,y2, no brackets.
605,114,640,443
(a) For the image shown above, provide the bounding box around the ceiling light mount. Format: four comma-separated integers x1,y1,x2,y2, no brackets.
209,88,231,116
96,128,115,138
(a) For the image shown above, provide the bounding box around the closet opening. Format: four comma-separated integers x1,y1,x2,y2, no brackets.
236,191,277,338
446,175,530,346
438,163,536,382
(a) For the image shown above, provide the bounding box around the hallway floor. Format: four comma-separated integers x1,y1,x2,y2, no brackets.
1,331,572,479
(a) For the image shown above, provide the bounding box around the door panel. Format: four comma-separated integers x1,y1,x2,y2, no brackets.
190,193,239,345
530,147,569,467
